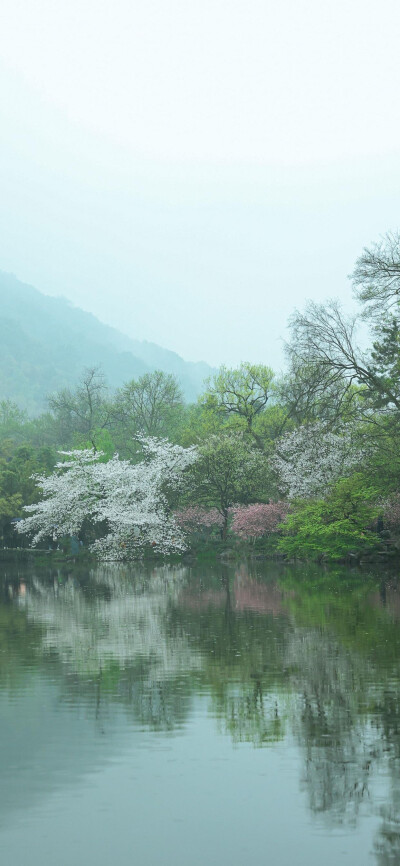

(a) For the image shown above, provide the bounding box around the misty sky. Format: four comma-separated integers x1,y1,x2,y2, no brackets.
1,0,400,368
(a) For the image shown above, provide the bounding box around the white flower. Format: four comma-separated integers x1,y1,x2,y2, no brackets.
272,423,364,499
16,438,198,559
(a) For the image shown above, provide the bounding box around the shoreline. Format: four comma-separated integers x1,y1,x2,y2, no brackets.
1,545,399,568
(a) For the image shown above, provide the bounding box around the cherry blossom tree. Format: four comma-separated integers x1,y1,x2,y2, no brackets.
231,502,289,540
174,506,225,530
272,423,364,499
16,438,197,559
382,493,400,533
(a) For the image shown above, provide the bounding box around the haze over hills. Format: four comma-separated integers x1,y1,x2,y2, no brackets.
0,272,213,414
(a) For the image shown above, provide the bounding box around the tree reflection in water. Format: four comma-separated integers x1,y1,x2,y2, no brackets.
13,563,202,731
3,559,400,862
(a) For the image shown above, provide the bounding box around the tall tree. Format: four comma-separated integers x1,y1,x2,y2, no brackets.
286,298,400,421
352,231,400,317
202,363,275,448
185,432,272,539
0,400,28,443
285,234,400,428
48,367,111,449
113,371,184,450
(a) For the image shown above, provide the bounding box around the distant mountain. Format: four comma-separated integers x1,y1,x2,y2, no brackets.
0,272,213,414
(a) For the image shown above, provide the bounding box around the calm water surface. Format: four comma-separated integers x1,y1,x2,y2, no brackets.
1,559,400,865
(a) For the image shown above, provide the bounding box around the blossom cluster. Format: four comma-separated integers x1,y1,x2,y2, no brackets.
230,502,289,539
382,493,400,532
16,438,198,559
174,506,225,529
272,423,364,499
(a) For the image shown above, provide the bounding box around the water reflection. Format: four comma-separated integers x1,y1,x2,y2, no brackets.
1,560,400,863
19,566,198,677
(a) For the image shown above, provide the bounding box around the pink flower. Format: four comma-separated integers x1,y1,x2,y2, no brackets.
230,502,289,539
174,507,225,529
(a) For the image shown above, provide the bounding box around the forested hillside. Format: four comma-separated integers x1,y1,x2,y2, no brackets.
0,272,211,412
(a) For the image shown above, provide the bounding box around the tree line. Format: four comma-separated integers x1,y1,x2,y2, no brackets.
5,231,400,560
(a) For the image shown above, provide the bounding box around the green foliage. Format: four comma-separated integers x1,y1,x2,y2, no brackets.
48,367,111,449
0,400,28,441
7,231,400,563
278,474,381,560
112,370,184,455
80,429,116,461
185,432,274,537
253,403,294,445
369,316,400,408
201,362,275,449
0,440,57,544
356,417,400,495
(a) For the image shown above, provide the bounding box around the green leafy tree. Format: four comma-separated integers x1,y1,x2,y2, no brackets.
48,367,112,449
185,432,273,539
368,316,400,408
0,400,28,443
177,401,227,447
113,371,184,455
0,442,55,545
278,474,381,561
202,363,275,449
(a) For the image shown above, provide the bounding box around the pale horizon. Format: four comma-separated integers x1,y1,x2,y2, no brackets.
1,0,399,367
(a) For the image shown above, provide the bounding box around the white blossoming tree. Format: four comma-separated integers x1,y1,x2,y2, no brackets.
16,438,197,559
272,423,364,499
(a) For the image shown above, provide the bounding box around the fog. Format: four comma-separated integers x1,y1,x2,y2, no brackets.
1,0,400,367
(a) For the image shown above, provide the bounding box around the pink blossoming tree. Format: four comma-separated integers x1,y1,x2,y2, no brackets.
230,502,289,540
174,506,225,530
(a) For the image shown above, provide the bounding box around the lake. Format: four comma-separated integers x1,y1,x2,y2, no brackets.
1,558,399,865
